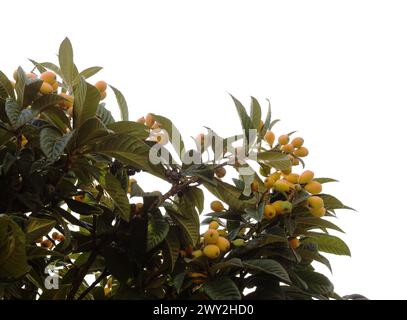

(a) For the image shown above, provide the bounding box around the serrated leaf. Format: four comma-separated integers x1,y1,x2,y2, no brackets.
204,179,256,212
319,194,355,211
165,204,199,246
40,128,73,162
153,114,185,159
257,150,292,171
250,96,262,130
147,214,169,252
25,217,56,243
90,133,166,180
96,103,115,125
78,66,103,80
296,217,345,233
243,259,291,283
303,233,351,256
0,70,14,98
313,178,339,184
109,85,128,121
0,215,31,279
58,37,76,85
203,277,241,300
163,228,180,272
296,270,334,295
99,172,130,221
106,121,149,139
73,78,100,128
65,198,103,215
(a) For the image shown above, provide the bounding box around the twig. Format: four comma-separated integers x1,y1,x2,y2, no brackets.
77,269,109,301
66,250,97,300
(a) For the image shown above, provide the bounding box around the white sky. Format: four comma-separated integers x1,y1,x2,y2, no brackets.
2,0,407,300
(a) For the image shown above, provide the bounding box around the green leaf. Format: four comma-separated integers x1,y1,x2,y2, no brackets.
77,66,103,80
90,133,166,180
25,217,56,243
203,179,256,212
296,217,345,233
0,128,13,147
203,277,241,300
40,127,73,162
210,258,244,272
296,270,334,295
58,37,77,86
109,85,128,121
257,150,292,171
296,249,332,273
99,172,130,221
106,121,149,139
303,233,351,256
0,215,31,279
26,245,64,259
147,214,169,251
319,194,355,211
182,187,205,214
96,103,115,125
250,96,262,131
230,94,254,130
28,59,47,73
41,106,71,133
73,78,100,128
259,99,272,139
75,117,109,147
163,227,180,272
0,70,14,98
165,204,200,246
65,199,103,215
6,94,65,129
313,178,339,184
243,259,291,283
153,114,185,159
37,62,62,76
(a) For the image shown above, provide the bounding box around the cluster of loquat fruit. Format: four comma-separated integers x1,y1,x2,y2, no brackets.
183,202,231,261
136,113,169,145
37,232,65,249
11,69,107,116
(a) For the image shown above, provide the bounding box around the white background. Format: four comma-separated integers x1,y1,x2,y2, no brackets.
2,0,407,300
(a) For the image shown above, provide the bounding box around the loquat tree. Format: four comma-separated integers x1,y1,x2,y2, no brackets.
0,38,358,300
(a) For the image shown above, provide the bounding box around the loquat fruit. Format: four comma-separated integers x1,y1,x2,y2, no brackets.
291,137,304,148
264,204,277,220
294,147,309,158
289,238,301,249
299,170,314,185
203,244,220,259
216,237,230,252
309,207,326,218
272,200,293,215
40,71,57,84
278,134,290,146
304,181,322,195
214,166,226,179
273,179,293,193
145,113,155,128
232,239,246,247
95,80,107,92
264,131,275,146
204,229,219,244
40,82,53,94
209,221,220,230
281,144,295,153
307,196,324,209
100,91,107,100
285,173,300,184
210,200,224,212
191,250,203,258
